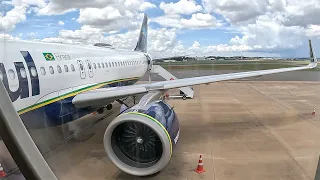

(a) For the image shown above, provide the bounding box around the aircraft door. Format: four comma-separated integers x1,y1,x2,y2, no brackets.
85,60,94,78
77,60,86,79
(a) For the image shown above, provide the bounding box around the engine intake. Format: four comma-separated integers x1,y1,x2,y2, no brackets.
104,101,179,176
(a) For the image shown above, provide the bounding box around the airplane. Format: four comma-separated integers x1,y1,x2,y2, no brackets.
0,14,317,176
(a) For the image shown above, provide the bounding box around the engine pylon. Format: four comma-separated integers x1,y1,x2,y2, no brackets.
195,155,205,174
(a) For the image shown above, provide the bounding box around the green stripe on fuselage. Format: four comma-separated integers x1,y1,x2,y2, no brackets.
17,77,139,115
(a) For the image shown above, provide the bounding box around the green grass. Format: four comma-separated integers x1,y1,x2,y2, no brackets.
155,60,320,71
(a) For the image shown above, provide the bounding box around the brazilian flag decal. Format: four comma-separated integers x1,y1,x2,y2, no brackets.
43,53,55,61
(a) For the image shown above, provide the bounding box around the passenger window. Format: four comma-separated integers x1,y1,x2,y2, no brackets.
57,65,62,73
20,68,27,78
80,64,84,70
93,63,97,69
102,63,105,68
118,62,120,66
112,62,114,67
109,62,111,67
40,67,46,75
98,63,101,69
49,66,54,74
105,62,108,68
71,64,75,72
30,67,38,77
64,65,69,72
8,69,15,80
88,63,92,70
115,62,117,67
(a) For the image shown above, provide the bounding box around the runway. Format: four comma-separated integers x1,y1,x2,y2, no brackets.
4,81,320,180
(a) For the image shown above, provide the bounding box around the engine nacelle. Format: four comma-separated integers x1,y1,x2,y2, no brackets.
104,100,180,176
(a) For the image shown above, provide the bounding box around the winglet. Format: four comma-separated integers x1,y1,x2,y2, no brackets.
134,14,148,53
309,39,317,63
308,39,317,68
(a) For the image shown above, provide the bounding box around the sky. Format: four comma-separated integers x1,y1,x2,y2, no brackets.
1,0,320,58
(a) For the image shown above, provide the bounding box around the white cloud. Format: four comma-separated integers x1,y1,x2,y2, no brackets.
229,13,306,50
27,32,36,39
205,44,253,52
180,13,217,29
160,0,202,15
37,0,148,32
152,14,183,29
58,20,64,25
139,2,156,11
55,25,103,44
38,0,118,15
189,41,200,51
306,25,320,38
37,0,153,15
3,0,46,7
152,13,218,29
77,6,144,32
202,0,268,24
0,33,20,40
40,26,264,58
283,1,320,27
77,6,122,25
268,0,286,12
0,5,27,32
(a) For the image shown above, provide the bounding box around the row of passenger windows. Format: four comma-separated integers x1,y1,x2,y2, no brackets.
43,60,143,75
92,60,143,70
0,60,144,80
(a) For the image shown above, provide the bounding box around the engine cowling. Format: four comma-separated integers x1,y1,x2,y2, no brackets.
104,100,180,176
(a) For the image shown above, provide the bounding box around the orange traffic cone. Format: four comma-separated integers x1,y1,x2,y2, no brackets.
312,107,316,115
195,155,205,174
0,163,7,178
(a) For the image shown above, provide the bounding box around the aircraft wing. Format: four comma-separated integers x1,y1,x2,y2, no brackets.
73,61,317,108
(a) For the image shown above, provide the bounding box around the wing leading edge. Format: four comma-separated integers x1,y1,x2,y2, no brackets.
72,40,317,108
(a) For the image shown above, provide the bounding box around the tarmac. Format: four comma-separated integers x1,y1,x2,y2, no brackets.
22,81,320,179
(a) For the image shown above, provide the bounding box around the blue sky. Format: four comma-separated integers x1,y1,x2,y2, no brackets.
2,0,320,58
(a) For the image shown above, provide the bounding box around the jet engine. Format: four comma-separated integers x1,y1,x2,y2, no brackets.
104,100,180,176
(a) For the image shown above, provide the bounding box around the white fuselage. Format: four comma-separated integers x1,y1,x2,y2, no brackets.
0,40,148,128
